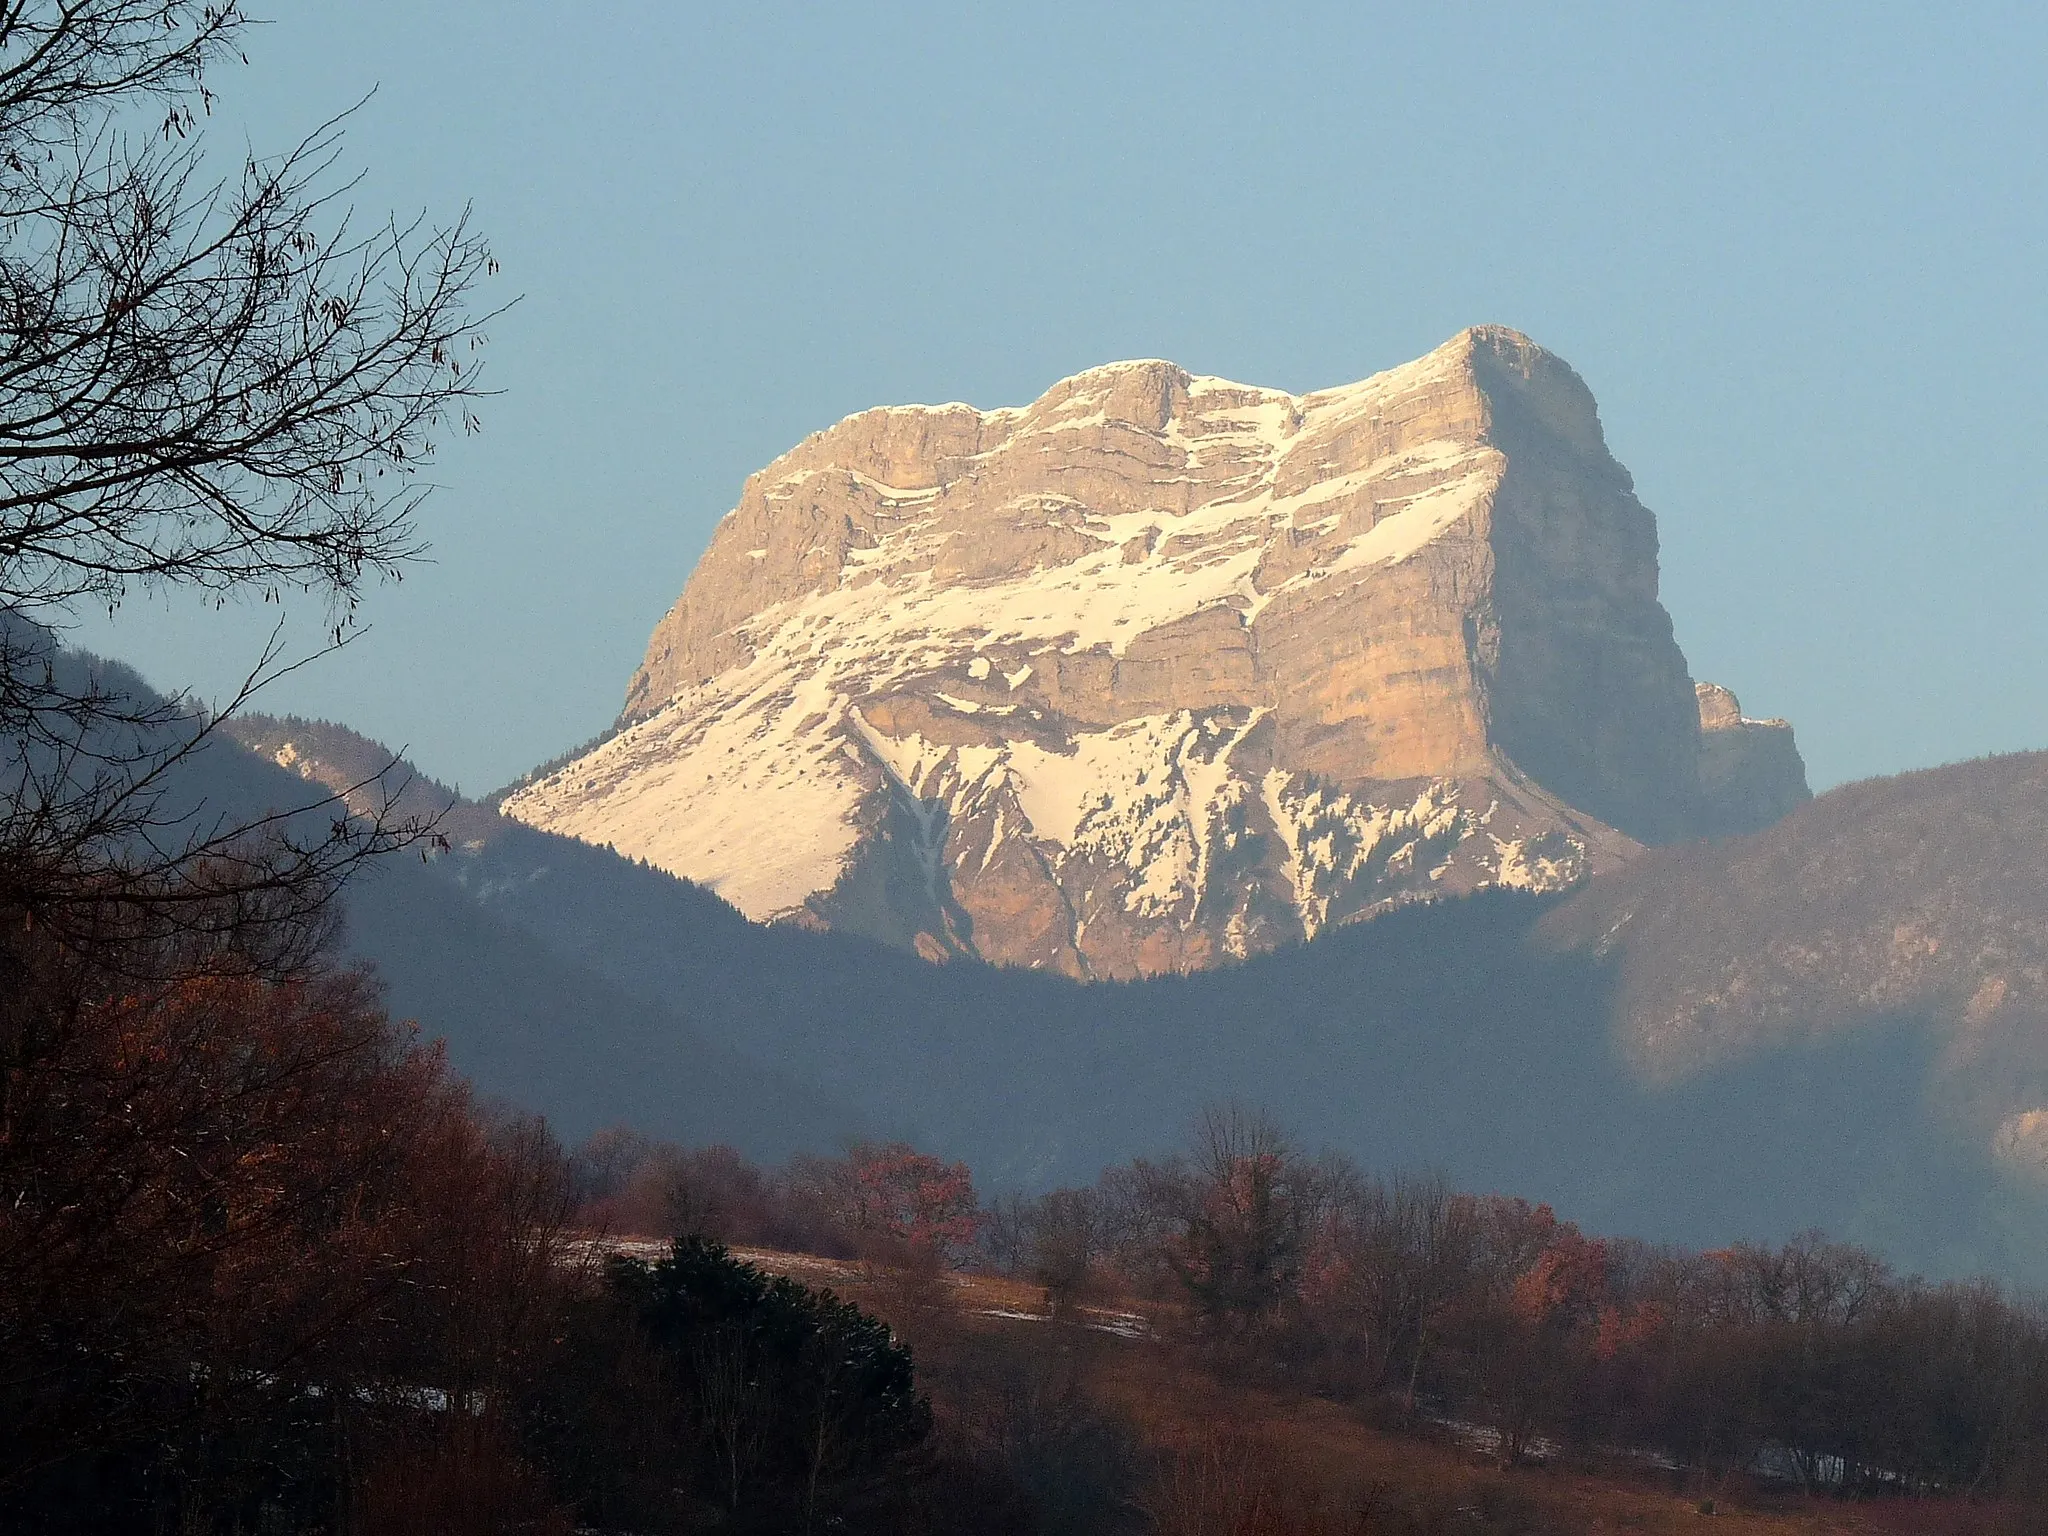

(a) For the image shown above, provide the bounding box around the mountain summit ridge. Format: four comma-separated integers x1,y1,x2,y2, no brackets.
506,327,1807,977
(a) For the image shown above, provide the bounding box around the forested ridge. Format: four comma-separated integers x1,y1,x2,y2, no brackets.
191,708,2048,1285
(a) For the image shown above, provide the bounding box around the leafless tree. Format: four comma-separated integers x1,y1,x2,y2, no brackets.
694,1326,768,1514
1166,1104,1326,1328
1310,1170,1478,1410
0,2,502,945
1025,1187,1103,1314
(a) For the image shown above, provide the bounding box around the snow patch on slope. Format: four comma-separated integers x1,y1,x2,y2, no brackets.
1261,772,1473,940
502,332,1590,955
856,710,1269,922
511,665,868,920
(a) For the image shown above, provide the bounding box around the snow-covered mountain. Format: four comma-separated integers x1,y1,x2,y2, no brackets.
504,327,1806,977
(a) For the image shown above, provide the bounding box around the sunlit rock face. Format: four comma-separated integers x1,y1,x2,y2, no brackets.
1693,683,1812,837
504,326,1803,978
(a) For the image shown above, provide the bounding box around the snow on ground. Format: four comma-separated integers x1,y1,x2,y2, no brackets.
1259,772,1473,938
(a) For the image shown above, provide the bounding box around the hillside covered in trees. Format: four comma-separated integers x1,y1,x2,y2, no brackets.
215,713,2048,1284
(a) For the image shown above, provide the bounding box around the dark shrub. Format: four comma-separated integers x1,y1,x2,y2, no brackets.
608,1237,932,1526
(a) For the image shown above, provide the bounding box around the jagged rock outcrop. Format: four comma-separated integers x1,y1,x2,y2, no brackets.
1693,683,1811,836
504,326,1803,977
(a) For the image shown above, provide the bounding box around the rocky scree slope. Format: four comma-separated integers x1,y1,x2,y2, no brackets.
504,327,1806,978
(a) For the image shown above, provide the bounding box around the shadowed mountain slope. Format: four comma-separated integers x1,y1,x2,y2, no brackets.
1540,750,2048,1184
216,715,2048,1282
127,711,854,1157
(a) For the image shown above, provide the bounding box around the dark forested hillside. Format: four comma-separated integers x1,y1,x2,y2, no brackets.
213,716,2048,1284
159,715,850,1153
1538,751,2048,1226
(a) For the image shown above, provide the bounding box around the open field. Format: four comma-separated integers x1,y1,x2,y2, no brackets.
709,1245,2036,1536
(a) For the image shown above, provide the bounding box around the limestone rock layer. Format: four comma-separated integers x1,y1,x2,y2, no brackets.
1693,683,1810,837
504,327,1808,977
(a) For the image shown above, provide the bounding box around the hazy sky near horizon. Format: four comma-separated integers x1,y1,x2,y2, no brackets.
71,1,2048,796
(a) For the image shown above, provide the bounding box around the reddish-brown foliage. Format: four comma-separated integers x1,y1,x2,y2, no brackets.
840,1140,983,1266
0,910,574,1526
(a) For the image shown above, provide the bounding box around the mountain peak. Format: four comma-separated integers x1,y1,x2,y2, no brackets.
505,332,1807,977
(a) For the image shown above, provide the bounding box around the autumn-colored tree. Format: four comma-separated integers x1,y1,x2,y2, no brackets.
0,906,574,1531
833,1141,983,1268
1452,1200,1616,1463
1509,1220,1608,1329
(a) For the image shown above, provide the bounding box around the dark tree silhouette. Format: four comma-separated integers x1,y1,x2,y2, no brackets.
606,1238,933,1527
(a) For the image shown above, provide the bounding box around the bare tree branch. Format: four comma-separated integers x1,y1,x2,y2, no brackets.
0,3,503,938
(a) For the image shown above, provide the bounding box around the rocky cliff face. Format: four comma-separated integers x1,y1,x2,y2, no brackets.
1693,683,1810,836
504,327,1806,977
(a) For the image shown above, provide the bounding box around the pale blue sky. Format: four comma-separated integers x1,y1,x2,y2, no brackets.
76,1,2048,796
